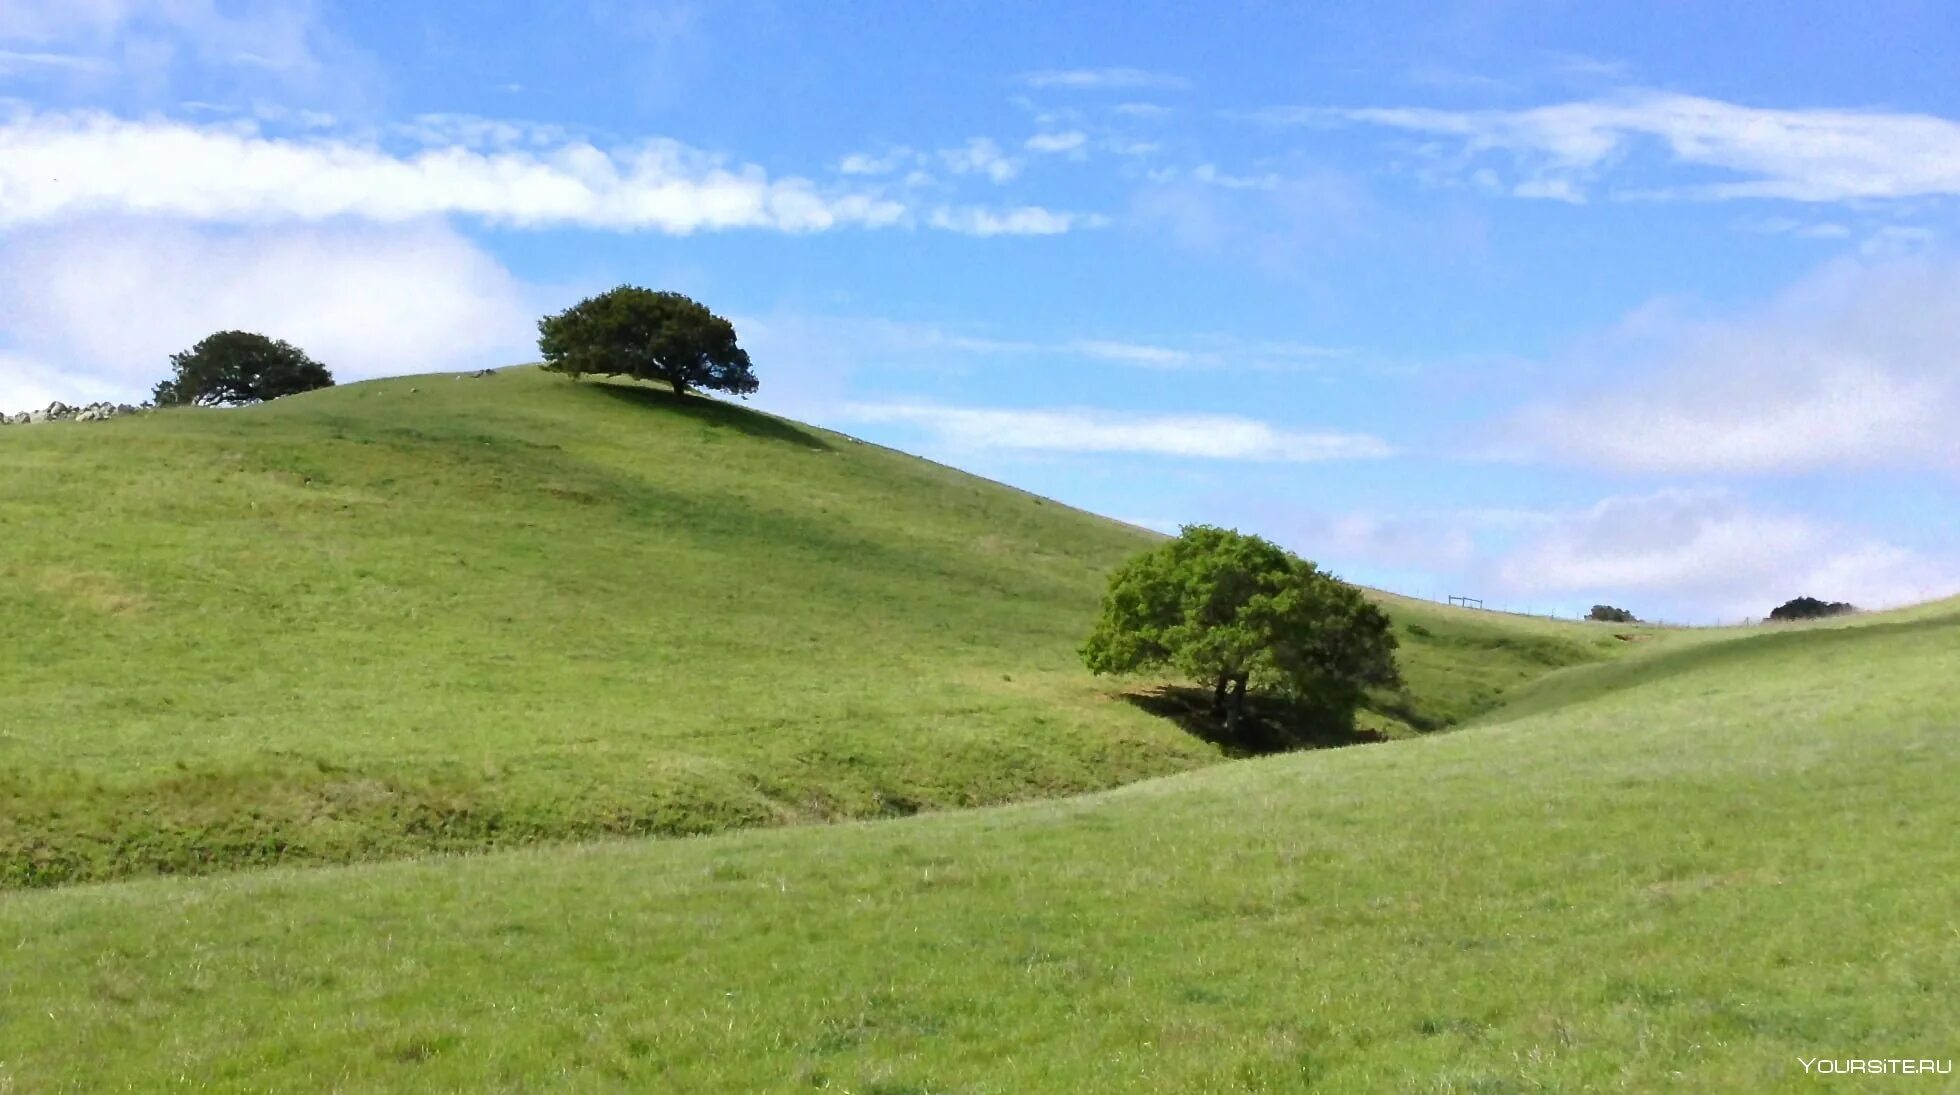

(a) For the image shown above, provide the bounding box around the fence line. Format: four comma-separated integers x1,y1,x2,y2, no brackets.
1418,592,1763,630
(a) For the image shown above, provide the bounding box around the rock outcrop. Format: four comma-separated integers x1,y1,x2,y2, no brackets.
0,402,143,426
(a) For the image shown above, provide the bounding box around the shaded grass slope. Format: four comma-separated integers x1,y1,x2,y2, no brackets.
2,573,1954,1089
2,368,1648,885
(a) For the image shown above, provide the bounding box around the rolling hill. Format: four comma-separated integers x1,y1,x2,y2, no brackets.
2,586,1953,1089
0,368,1647,885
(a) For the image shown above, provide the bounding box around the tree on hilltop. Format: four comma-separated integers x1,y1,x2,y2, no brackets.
1769,596,1856,622
152,332,334,407
537,287,757,397
1588,604,1638,623
1082,525,1400,740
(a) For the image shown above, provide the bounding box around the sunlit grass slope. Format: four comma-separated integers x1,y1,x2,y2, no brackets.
2,368,1647,885
3,599,1953,1089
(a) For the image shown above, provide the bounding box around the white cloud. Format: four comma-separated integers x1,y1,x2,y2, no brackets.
0,220,536,405
1025,130,1087,155
1488,489,1960,619
842,402,1392,462
0,350,126,410
1520,256,1960,473
927,204,1103,236
936,137,1020,183
837,147,913,176
1286,90,1960,203
1018,68,1190,91
0,109,912,234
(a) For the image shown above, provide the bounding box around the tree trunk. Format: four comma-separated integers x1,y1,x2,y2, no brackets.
1224,674,1249,736
1212,673,1229,716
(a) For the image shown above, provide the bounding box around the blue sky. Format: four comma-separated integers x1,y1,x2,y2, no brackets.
3,0,1958,622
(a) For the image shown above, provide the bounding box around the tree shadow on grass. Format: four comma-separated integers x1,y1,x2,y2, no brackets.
579,380,833,451
1122,685,1385,758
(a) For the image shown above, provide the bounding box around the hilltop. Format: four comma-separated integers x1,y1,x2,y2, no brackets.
2,368,1656,885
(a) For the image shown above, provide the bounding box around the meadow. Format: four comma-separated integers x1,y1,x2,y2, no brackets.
0,370,1640,885
2,593,1953,1090
1,370,1954,1089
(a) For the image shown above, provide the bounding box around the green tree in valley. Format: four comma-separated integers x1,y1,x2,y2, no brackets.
537,287,757,397
152,332,334,407
1082,525,1400,739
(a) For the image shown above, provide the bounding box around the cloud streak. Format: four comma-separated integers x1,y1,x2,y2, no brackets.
842,403,1392,462
1272,91,1960,203
1018,68,1190,91
0,110,1099,237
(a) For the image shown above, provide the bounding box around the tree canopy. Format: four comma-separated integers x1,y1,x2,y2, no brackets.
537,287,757,397
1588,604,1638,623
152,332,334,407
1082,525,1399,738
1769,596,1856,622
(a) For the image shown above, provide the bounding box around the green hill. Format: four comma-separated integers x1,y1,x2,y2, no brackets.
3,593,1953,1089
0,369,1650,886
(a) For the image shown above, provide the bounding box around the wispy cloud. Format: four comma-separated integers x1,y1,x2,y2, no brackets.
837,147,912,176
0,48,107,72
842,403,1392,462
1018,67,1191,91
1271,492,1958,622
1263,91,1960,203
837,137,1033,183
1025,130,1087,155
0,0,373,104
936,137,1020,182
1189,163,1280,190
1488,488,1960,619
1516,256,1960,474
927,205,1101,236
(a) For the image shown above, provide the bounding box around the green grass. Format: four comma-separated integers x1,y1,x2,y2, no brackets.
3,597,1953,1090
0,368,1637,886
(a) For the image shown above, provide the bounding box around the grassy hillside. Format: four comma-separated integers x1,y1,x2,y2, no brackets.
3,600,1952,1089
1,368,1646,885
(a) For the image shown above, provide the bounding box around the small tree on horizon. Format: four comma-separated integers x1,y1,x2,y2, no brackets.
1769,596,1857,622
1588,604,1638,623
152,332,334,407
536,287,757,397
1082,525,1400,739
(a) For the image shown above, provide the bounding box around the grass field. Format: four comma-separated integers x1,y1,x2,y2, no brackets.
2,595,1952,1090
0,369,1643,885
